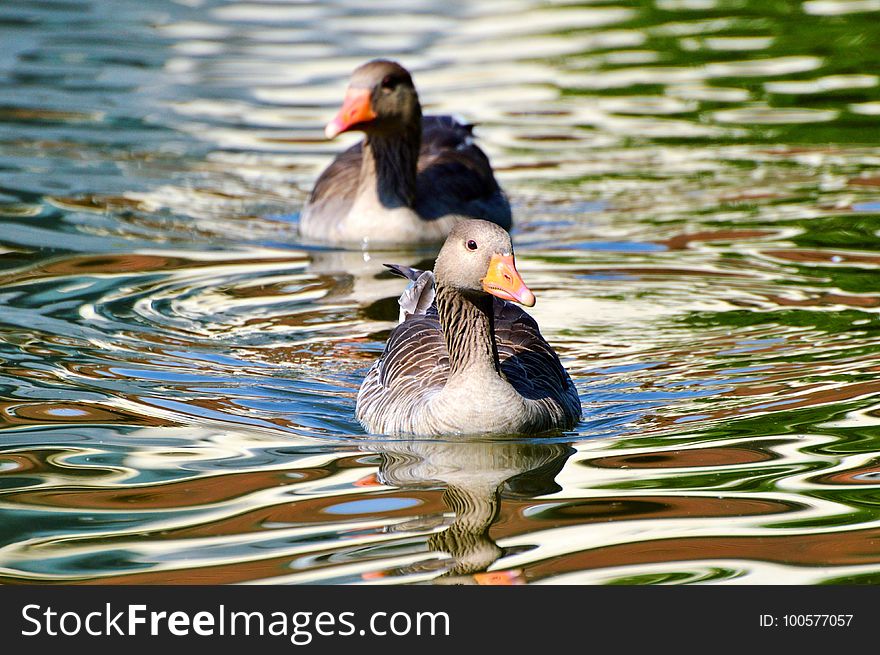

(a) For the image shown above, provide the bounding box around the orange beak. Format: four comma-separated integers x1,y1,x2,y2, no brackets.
325,88,377,139
481,254,535,307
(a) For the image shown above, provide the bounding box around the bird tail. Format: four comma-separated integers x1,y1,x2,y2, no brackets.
385,264,435,322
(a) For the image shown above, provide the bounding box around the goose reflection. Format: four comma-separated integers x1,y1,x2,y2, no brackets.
367,439,574,584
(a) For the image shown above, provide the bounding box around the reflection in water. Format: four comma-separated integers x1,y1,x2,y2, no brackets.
2,0,880,584
374,441,573,584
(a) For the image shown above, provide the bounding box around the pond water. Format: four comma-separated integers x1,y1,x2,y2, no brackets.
2,0,880,584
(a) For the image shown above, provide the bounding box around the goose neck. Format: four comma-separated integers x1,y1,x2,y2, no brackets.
360,125,420,209
435,284,502,379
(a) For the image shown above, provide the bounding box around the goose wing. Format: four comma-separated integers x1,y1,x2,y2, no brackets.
355,312,449,428
300,141,361,232
416,117,511,228
493,300,581,423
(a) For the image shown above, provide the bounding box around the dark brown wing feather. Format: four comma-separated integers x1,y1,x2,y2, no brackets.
377,312,447,391
421,115,476,151
415,116,510,227
492,300,581,423
414,148,510,227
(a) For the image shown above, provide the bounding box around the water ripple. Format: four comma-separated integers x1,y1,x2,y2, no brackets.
2,0,880,585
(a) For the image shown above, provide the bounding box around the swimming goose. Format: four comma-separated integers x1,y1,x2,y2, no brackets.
300,60,512,246
356,219,581,436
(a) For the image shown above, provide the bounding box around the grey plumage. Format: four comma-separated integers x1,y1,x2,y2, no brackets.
357,223,581,437
300,60,511,246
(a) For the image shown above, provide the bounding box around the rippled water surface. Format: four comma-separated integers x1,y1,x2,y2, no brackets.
2,0,880,584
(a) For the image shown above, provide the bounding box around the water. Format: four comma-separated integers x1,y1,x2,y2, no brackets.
1,0,880,585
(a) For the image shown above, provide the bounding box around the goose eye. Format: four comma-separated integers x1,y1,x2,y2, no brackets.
381,75,397,91
466,240,478,251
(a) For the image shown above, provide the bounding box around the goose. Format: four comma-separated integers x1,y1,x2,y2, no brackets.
300,60,512,246
356,219,581,436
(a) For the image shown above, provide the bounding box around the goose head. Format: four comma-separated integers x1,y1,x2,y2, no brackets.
434,219,535,307
325,59,421,139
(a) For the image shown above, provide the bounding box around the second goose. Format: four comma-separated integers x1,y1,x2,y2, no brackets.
300,60,512,246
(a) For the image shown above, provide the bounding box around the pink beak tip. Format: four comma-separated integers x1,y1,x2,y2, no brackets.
324,120,342,139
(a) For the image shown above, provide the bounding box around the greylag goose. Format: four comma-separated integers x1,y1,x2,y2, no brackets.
356,219,581,436
300,60,512,246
